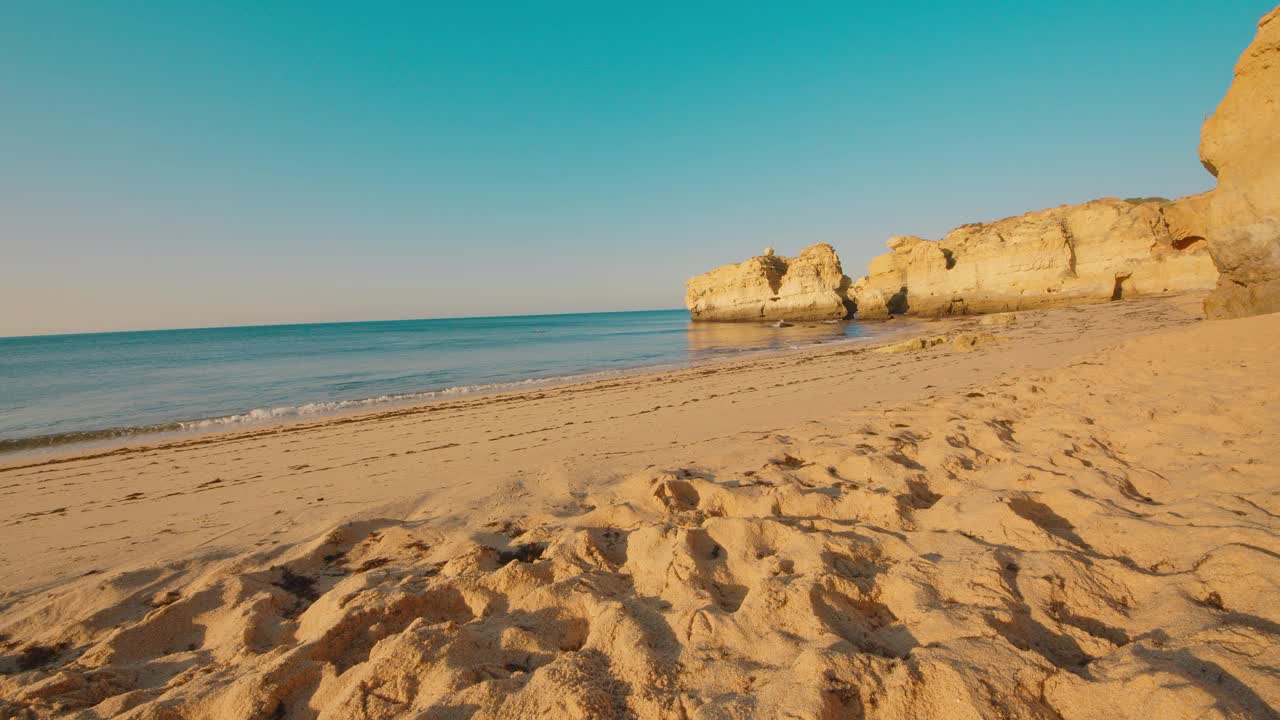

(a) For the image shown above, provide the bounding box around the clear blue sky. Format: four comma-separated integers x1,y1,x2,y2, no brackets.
1,1,1271,335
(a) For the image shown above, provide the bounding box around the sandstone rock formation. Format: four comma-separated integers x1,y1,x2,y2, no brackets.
1199,7,1280,318
851,196,1218,319
691,8,1274,324
872,331,1004,354
685,244,853,322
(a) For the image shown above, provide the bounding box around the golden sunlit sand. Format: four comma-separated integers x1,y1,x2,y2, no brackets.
2,294,1277,718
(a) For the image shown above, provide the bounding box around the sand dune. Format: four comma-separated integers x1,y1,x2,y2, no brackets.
1,295,1278,719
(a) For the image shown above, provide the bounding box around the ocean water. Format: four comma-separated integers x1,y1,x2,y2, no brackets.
0,310,892,453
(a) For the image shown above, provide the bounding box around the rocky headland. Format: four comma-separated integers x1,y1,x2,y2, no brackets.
687,8,1278,323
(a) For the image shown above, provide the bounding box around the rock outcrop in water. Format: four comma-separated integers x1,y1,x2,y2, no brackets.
685,244,853,322
850,196,1218,319
1199,7,1280,319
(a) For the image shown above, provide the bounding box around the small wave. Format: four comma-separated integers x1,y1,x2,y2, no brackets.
0,422,185,455
0,367,664,455
0,329,902,457
175,372,646,430
180,392,474,430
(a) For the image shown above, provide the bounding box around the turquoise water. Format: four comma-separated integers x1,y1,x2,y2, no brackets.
0,310,888,453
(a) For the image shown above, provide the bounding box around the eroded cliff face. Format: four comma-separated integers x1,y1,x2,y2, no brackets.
691,8,1276,324
685,244,852,322
851,196,1218,319
1200,7,1280,318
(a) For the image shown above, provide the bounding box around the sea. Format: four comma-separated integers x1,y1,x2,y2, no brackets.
0,310,896,454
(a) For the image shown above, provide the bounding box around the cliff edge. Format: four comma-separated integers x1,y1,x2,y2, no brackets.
1200,7,1280,318
850,196,1217,319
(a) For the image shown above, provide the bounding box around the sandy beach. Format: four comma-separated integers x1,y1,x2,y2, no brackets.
2,293,1277,718
3,2,1278,717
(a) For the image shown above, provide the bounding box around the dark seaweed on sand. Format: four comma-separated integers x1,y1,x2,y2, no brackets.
497,543,546,566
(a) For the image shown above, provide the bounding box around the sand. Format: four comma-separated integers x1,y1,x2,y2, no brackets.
1,294,1277,719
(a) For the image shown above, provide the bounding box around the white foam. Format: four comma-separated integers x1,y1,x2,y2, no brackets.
174,368,651,431
173,330,897,433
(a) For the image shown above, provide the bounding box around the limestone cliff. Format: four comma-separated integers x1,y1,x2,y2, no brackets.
1199,7,1280,318
685,244,852,322
692,7,1276,323
851,196,1218,319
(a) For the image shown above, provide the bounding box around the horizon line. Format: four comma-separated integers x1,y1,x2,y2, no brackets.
0,306,690,341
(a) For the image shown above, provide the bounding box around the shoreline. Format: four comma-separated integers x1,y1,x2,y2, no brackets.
0,294,1202,596
0,318,922,464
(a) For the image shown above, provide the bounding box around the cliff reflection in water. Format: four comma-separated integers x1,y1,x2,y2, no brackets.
684,319,871,359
